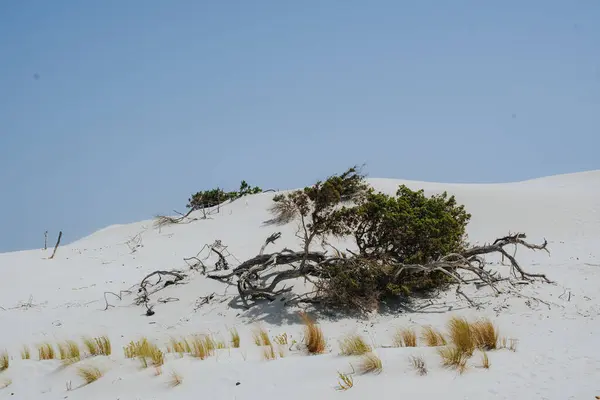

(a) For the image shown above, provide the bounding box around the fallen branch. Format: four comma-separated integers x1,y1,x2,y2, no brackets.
48,231,62,259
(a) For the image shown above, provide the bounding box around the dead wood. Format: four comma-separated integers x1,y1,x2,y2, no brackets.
48,231,62,259
134,270,186,315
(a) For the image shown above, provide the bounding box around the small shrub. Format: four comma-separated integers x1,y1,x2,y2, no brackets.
471,319,499,350
358,352,383,375
0,350,8,371
437,346,469,374
230,328,241,348
38,343,56,360
21,345,31,360
339,334,371,356
393,328,417,347
480,351,490,369
76,365,103,385
168,371,183,387
447,317,475,356
409,355,427,376
300,312,326,354
421,326,447,347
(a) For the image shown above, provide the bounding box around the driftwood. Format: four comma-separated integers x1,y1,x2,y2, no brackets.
48,231,62,259
134,270,186,315
207,232,551,310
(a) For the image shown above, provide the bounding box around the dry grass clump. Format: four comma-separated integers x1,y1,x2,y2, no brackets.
123,337,164,368
300,312,326,354
0,350,8,371
253,327,272,347
446,317,475,356
273,333,289,346
499,337,518,352
471,319,499,350
188,335,216,360
393,328,418,347
57,340,82,363
480,351,490,369
357,352,383,375
409,355,427,376
437,346,469,374
38,343,56,360
168,371,183,387
230,328,241,348
262,345,277,361
421,326,447,347
76,364,104,385
21,345,31,360
339,334,372,356
82,336,111,357
167,337,191,356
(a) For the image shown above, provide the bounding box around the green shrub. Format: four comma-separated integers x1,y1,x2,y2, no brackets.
187,181,262,210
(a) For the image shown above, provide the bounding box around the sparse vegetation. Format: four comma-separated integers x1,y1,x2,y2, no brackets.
230,328,241,348
76,364,104,385
38,343,56,360
471,319,499,350
82,336,111,357
262,345,277,361
273,333,289,346
21,345,31,360
358,352,383,375
300,312,327,354
336,369,355,391
446,317,476,356
421,326,447,347
167,337,191,356
187,180,262,211
188,335,216,360
339,334,371,356
480,351,490,369
409,355,428,376
437,346,469,374
393,328,417,347
253,327,272,347
123,337,164,368
0,350,8,371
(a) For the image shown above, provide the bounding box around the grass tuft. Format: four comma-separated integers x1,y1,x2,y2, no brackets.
188,335,216,360
167,337,191,357
409,355,427,376
123,337,164,368
471,319,499,350
230,328,241,348
82,336,111,357
339,334,371,356
480,351,490,369
273,333,289,346
437,346,469,374
0,350,8,371
38,343,56,360
446,317,475,356
358,352,383,375
393,328,417,347
300,312,327,354
335,370,354,391
262,344,277,361
168,371,183,387
21,345,31,360
421,325,447,347
76,365,104,385
253,326,272,347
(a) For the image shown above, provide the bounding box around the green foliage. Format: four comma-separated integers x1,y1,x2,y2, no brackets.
187,181,262,210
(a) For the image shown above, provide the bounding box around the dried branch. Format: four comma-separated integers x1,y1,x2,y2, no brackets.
48,231,62,259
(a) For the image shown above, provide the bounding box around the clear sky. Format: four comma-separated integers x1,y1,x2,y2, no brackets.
1,1,599,253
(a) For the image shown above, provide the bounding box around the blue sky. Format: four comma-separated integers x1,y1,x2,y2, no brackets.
1,1,599,253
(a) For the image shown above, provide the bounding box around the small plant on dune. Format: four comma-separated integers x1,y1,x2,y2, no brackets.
0,350,8,371
215,338,228,350
498,337,518,352
480,351,490,369
393,328,417,347
421,326,447,347
437,346,469,374
0,378,12,389
38,343,56,360
168,371,183,387
82,336,111,357
336,368,355,391
273,333,289,346
123,337,164,368
76,364,104,385
230,328,241,348
58,340,81,363
358,352,383,375
300,312,327,354
188,335,216,360
262,345,277,361
409,355,428,376
21,345,31,360
508,338,518,352
446,317,475,356
471,319,499,350
339,334,371,356
167,337,191,356
253,326,272,347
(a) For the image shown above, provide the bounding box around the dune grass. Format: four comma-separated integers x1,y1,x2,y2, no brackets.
421,326,447,347
168,371,183,387
253,326,272,347
273,333,289,346
188,335,216,360
339,334,372,356
76,364,104,385
393,328,418,347
0,350,8,371
123,337,164,367
230,328,241,348
480,351,490,369
300,312,326,355
262,344,277,361
437,346,469,374
336,371,354,391
38,343,56,360
21,345,31,360
167,337,191,357
358,352,383,375
446,317,476,356
471,319,499,350
82,336,111,357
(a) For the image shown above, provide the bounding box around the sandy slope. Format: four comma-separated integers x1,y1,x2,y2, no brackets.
1,171,599,399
